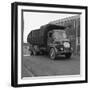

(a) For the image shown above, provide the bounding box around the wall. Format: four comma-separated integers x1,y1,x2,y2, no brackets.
0,0,89,90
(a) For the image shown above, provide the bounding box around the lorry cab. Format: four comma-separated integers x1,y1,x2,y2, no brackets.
47,29,72,59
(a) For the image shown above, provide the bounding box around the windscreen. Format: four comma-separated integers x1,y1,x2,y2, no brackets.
53,30,67,40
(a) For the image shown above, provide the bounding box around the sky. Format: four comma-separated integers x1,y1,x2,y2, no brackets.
23,12,77,43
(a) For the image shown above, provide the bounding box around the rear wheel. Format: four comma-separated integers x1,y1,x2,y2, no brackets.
65,53,72,58
49,48,56,60
29,50,33,55
33,50,37,56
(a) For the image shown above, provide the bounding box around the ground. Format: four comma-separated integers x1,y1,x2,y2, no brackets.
22,55,80,78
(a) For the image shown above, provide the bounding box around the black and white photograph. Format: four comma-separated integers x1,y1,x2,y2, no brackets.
11,2,88,87
22,11,80,77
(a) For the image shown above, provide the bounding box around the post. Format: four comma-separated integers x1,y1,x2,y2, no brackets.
75,19,78,55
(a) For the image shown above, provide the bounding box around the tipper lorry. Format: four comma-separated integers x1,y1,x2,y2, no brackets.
27,24,72,59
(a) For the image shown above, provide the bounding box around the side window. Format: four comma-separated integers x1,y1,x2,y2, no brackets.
48,32,52,38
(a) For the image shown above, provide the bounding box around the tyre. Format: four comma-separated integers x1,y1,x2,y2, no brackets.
29,50,33,55
33,50,37,56
49,48,56,60
65,53,72,58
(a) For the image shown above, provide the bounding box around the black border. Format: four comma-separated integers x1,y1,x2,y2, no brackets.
11,2,88,87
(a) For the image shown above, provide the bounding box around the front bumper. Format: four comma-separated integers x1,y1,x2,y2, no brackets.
55,48,72,55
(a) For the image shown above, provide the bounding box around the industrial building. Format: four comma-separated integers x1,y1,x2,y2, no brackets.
49,15,80,55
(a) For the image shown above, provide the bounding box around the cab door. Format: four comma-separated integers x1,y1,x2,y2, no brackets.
47,31,54,46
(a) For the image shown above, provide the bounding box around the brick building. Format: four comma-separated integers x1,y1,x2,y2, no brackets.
49,15,80,55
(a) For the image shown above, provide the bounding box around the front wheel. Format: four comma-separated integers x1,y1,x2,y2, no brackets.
49,48,56,60
65,53,72,58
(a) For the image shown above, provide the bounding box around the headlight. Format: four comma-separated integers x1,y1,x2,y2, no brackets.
63,42,70,48
60,48,63,51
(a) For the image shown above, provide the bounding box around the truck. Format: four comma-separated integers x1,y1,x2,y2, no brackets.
27,24,72,60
